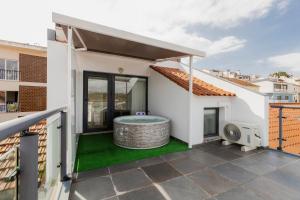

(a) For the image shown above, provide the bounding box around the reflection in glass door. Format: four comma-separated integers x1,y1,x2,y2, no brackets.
83,74,110,132
204,108,219,137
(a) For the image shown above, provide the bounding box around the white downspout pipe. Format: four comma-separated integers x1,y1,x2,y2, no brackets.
188,56,193,148
67,27,73,174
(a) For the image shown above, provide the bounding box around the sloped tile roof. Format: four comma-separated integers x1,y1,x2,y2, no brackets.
151,66,235,96
0,121,46,192
269,103,300,155
222,77,258,87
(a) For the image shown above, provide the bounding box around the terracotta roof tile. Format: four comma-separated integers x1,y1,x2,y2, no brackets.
222,77,258,87
269,103,300,155
151,66,235,96
0,120,47,192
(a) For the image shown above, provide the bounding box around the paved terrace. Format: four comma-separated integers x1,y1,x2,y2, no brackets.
70,141,300,200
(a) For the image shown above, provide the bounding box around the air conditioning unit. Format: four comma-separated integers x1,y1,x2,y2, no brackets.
220,121,261,151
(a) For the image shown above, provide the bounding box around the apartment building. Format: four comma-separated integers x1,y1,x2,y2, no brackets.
253,78,300,102
0,40,47,114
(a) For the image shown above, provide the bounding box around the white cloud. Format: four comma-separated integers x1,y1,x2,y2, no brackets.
0,0,287,56
268,52,300,71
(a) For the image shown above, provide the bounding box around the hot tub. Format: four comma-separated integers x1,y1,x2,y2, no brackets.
113,115,170,149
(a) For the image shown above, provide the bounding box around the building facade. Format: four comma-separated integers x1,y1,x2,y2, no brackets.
253,78,300,102
0,40,47,113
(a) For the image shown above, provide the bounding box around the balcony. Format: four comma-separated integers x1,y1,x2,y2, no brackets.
0,69,19,81
1,107,300,200
71,140,300,200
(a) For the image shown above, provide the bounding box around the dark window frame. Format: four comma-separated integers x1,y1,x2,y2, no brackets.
204,107,219,137
83,71,148,133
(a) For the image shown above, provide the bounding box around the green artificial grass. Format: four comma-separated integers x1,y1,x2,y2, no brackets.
74,133,188,172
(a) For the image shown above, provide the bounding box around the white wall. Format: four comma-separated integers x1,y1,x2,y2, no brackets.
255,81,274,93
191,96,231,145
148,68,232,145
148,68,189,143
73,50,152,133
189,69,269,147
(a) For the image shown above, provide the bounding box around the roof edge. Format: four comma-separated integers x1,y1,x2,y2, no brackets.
52,12,206,58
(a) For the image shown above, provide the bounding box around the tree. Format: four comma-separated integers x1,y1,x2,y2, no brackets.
271,71,292,78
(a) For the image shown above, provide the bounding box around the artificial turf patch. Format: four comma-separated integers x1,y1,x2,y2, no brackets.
74,133,188,172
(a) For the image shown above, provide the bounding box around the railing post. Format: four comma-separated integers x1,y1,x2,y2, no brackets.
277,107,283,151
19,132,38,200
60,111,70,182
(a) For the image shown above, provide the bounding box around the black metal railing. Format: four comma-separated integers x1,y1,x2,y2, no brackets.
0,69,19,80
270,104,300,155
0,106,69,200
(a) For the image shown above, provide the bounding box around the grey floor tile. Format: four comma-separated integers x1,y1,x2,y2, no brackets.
215,187,263,200
187,168,237,196
105,197,119,200
135,157,164,167
159,176,209,200
265,168,300,193
186,150,226,167
109,161,139,174
169,157,205,174
277,159,300,176
74,167,109,182
250,150,298,168
118,186,165,200
213,163,256,184
243,176,300,200
142,162,182,183
111,168,152,192
205,149,242,161
160,151,187,161
231,156,276,175
70,176,115,200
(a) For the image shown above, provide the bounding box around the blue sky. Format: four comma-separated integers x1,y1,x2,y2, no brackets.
195,0,300,76
0,0,299,76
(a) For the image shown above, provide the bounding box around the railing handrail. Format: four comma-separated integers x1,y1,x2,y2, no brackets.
0,106,67,141
270,105,300,109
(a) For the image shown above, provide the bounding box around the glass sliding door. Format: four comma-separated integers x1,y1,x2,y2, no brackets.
114,76,146,118
83,73,112,132
83,71,147,133
204,108,219,137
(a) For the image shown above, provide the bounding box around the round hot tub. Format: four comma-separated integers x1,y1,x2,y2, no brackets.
113,115,170,149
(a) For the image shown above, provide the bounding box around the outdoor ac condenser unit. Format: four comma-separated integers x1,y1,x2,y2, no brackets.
220,121,262,151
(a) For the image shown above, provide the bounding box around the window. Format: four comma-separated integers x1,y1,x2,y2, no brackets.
115,76,146,115
204,108,219,137
0,59,5,79
0,59,18,80
6,60,18,80
285,96,289,100
277,96,282,100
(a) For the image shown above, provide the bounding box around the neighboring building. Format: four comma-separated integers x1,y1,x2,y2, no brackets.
253,78,300,102
202,68,260,81
221,77,260,92
0,40,47,114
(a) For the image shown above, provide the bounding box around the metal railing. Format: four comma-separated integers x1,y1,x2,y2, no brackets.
0,106,69,200
0,69,19,80
270,104,300,155
0,104,6,112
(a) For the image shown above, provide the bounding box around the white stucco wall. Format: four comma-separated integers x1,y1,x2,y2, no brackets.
148,68,232,145
188,69,269,147
73,50,153,133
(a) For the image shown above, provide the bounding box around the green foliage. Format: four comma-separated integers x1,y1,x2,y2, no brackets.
271,71,292,78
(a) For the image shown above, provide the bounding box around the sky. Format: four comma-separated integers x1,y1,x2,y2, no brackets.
0,0,299,76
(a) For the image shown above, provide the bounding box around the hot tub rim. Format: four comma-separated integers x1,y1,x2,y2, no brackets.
113,115,170,126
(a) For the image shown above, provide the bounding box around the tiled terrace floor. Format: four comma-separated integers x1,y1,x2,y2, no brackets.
69,141,300,200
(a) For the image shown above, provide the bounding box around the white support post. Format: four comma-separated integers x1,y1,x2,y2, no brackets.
188,56,193,148
67,27,73,174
